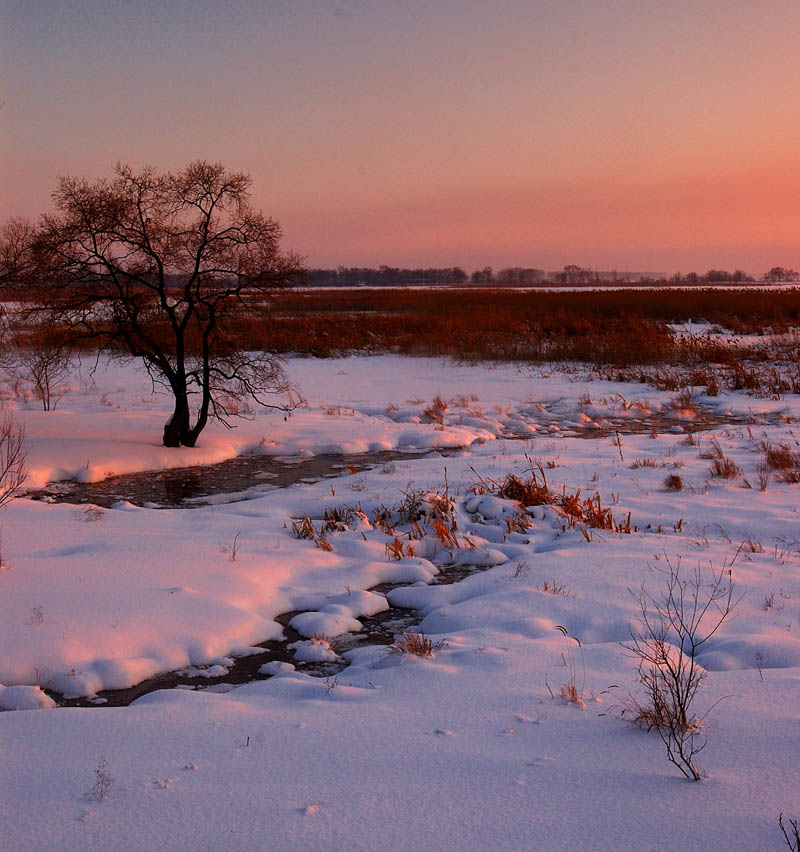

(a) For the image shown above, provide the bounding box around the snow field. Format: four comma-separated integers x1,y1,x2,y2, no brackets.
1,354,799,850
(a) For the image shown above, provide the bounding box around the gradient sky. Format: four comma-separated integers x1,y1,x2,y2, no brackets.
3,0,800,273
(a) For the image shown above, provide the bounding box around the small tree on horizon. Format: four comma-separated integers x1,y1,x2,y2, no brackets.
26,161,305,447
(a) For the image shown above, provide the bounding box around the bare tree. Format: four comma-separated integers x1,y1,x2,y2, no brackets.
10,325,73,411
623,556,739,780
0,218,35,287
28,161,305,447
780,814,800,851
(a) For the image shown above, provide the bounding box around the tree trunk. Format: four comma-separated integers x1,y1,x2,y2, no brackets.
179,350,212,448
163,387,191,447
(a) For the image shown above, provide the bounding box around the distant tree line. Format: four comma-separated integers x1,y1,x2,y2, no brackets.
307,264,800,286
308,266,469,286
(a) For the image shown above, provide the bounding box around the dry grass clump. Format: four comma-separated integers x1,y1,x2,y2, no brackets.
630,458,659,468
511,559,530,578
291,515,333,551
703,439,742,479
536,580,570,596
494,465,552,506
709,457,742,479
385,536,415,560
291,516,316,539
422,395,447,423
689,367,720,396
320,505,359,533
664,474,684,491
504,509,532,534
389,631,446,657
763,443,800,483
547,625,585,707
484,462,632,533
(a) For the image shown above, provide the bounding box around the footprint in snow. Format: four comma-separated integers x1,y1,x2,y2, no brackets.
516,713,546,724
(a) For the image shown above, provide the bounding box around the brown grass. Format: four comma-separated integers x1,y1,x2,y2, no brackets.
29,285,787,365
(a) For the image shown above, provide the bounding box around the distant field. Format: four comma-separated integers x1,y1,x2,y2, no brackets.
254,287,800,366
8,285,800,379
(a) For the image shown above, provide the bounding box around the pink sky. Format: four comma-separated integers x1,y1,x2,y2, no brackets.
3,0,800,273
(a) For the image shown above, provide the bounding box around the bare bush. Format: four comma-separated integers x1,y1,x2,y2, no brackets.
623,557,739,780
11,327,73,411
0,413,28,507
88,756,113,801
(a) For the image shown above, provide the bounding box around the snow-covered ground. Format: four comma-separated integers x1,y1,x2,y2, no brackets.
1,354,799,851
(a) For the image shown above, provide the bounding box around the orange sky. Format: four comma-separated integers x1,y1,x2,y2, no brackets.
3,0,800,273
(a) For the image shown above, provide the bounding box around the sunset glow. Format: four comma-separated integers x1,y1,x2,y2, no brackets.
3,0,800,272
